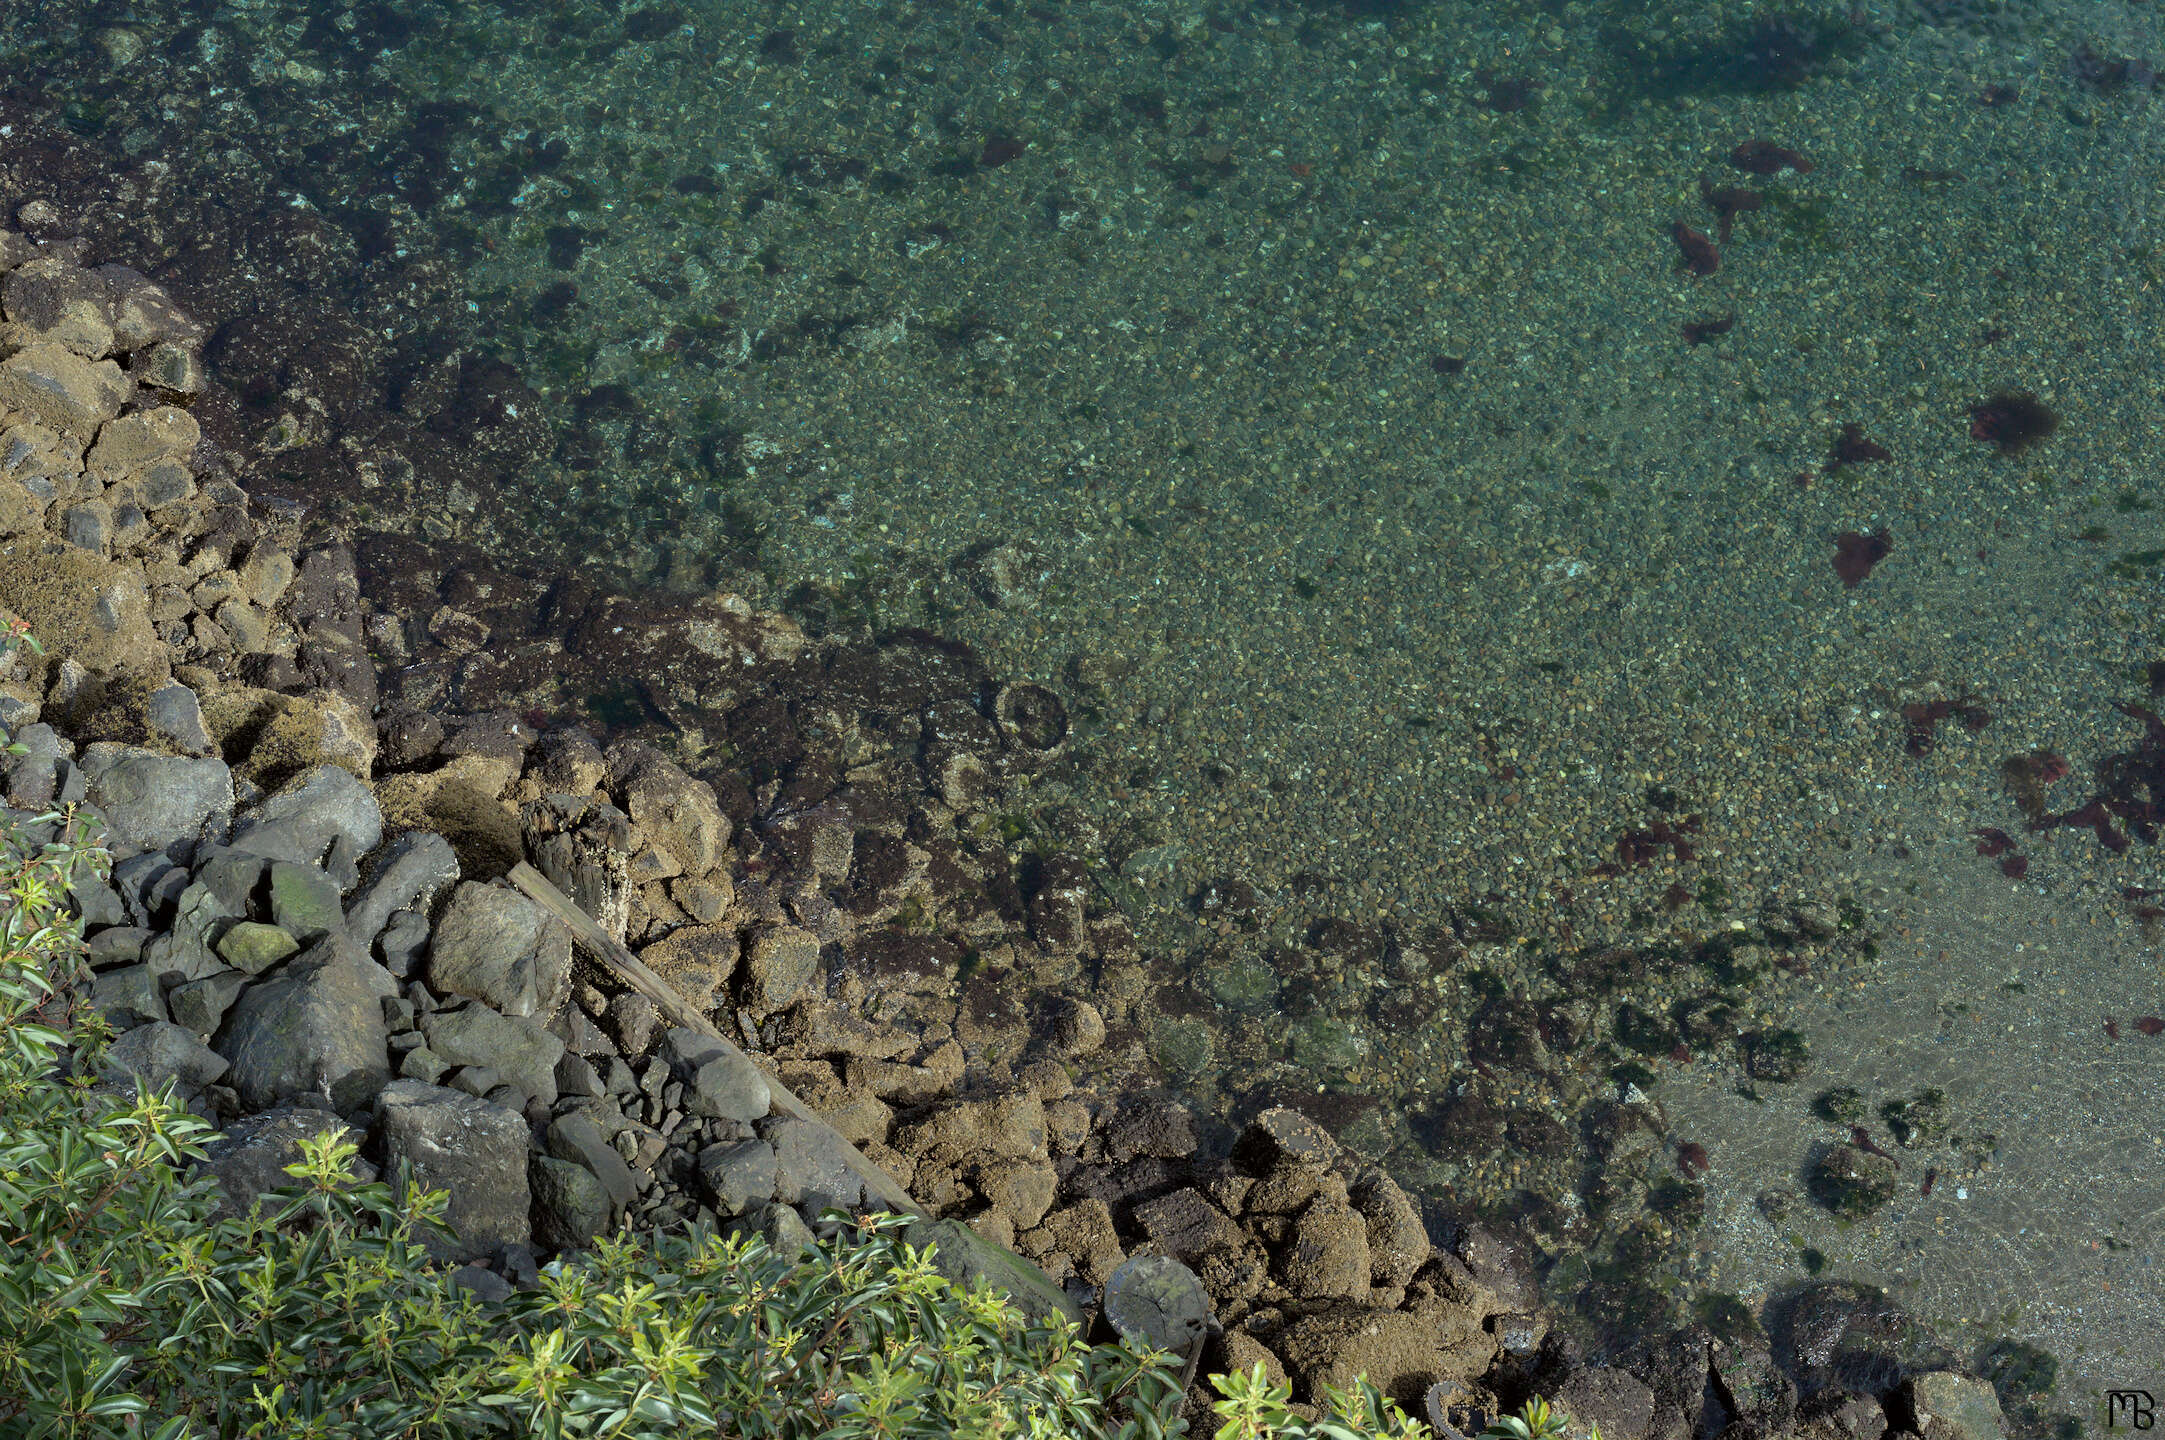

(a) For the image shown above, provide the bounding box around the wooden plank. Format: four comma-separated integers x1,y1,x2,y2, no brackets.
508,860,927,1219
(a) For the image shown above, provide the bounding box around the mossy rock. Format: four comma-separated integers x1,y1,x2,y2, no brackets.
1149,1016,1217,1078
1881,1087,1950,1148
1288,1014,1367,1071
1807,1143,1898,1220
1812,1085,1867,1124
1743,1027,1811,1083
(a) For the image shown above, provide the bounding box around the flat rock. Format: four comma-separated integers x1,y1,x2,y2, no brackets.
374,1080,532,1264
230,764,382,867
78,744,232,863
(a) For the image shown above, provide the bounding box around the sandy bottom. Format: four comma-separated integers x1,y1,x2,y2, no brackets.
1656,781,2165,1410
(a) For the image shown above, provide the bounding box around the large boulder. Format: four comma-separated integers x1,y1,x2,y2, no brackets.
78,744,231,863
608,744,728,878
229,764,382,865
427,881,571,1019
374,1080,531,1263
212,937,395,1115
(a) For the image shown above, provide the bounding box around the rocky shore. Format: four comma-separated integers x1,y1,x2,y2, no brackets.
0,210,2039,1436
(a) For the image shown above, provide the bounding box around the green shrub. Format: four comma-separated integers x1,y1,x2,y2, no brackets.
0,620,1430,1440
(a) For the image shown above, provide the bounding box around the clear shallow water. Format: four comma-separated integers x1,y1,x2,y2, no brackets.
16,0,2165,1413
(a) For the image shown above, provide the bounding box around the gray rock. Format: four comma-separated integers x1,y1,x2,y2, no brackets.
2,721,66,807
143,682,213,755
377,908,431,978
110,851,181,927
400,1046,449,1084
345,830,459,947
659,1028,770,1123
167,968,249,1038
100,1019,230,1091
374,1080,531,1264
190,1104,369,1222
554,1051,604,1100
545,1109,640,1209
742,1200,816,1257
758,1115,867,1214
419,1003,564,1109
268,863,343,944
449,1065,501,1099
231,765,382,867
78,744,233,864
698,1139,779,1216
192,851,270,913
448,1264,514,1305
61,500,110,556
605,992,661,1057
427,881,571,1020
69,874,127,930
84,925,151,969
531,1154,612,1250
143,881,244,987
90,962,164,1029
212,937,396,1114
741,924,821,1012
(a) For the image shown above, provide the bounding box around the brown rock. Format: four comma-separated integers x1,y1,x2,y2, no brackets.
975,1156,1059,1230
610,743,729,876
1280,1199,1371,1301
87,407,199,480
0,537,165,680
637,924,739,1012
1233,1106,1342,1176
1247,1158,1345,1217
1275,1304,1493,1412
1351,1168,1431,1288
892,1087,1048,1162
1026,1198,1126,1284
1135,1187,1250,1266
0,342,131,436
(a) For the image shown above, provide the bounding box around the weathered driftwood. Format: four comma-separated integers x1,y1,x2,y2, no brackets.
507,860,927,1220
